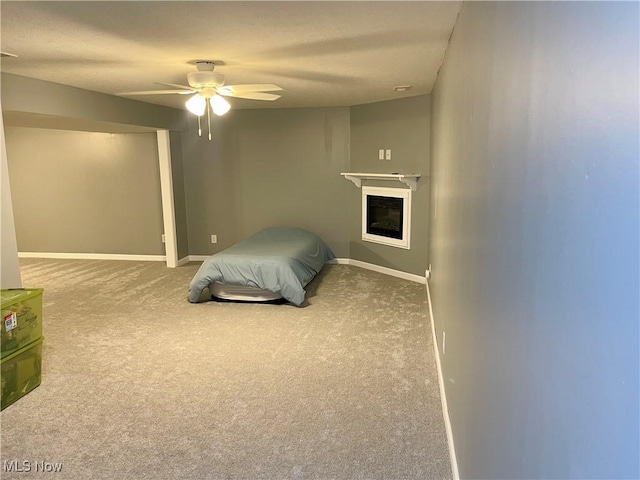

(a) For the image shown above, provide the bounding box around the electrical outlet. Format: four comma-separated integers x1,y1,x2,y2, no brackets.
426,263,432,279
211,234,217,244
161,234,166,244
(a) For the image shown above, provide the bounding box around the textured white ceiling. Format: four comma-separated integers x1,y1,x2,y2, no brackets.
0,1,461,111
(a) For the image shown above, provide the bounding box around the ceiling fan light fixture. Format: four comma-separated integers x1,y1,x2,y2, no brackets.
185,94,206,116
210,94,231,116
116,62,282,140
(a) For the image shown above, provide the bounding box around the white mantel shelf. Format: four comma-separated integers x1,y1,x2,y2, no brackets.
340,173,422,191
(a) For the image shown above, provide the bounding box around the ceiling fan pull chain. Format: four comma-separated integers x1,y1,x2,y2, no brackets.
197,115,202,137
207,103,212,141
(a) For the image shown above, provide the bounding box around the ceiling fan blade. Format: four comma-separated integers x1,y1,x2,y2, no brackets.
117,89,195,96
217,84,283,96
222,91,282,101
155,82,194,91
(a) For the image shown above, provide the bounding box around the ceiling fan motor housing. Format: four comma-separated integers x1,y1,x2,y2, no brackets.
187,71,225,88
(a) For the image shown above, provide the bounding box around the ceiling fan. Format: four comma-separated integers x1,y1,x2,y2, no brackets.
118,61,283,140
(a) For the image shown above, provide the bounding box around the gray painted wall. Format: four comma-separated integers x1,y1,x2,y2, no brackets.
0,109,21,288
6,127,165,255
2,73,185,131
182,113,239,254
350,95,430,276
183,107,351,258
430,2,639,479
2,71,427,278
2,74,192,261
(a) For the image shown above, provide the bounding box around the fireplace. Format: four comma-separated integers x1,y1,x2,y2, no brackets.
362,186,411,249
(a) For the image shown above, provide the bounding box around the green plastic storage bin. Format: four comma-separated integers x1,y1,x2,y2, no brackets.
1,289,43,359
1,337,43,410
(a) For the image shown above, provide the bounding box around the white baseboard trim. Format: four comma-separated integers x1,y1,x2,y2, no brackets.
188,256,346,264
176,256,191,266
18,253,427,285
327,258,350,265
330,258,425,284
18,252,166,262
188,255,210,262
425,279,460,480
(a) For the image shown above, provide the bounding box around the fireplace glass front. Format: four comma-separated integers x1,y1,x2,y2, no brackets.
366,195,403,240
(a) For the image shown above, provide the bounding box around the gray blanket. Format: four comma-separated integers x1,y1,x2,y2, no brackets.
188,227,335,306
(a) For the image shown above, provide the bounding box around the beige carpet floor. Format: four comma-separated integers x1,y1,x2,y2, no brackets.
1,259,451,480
